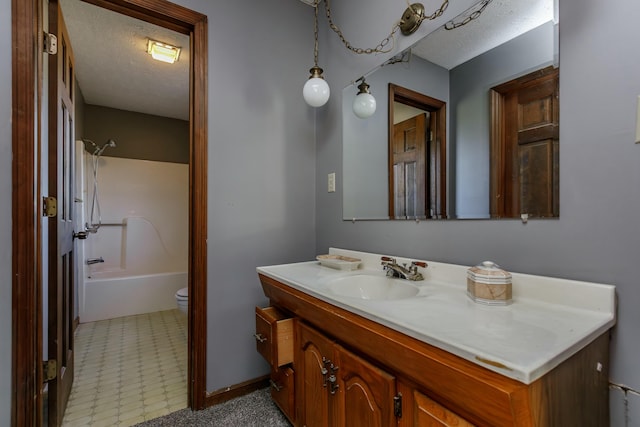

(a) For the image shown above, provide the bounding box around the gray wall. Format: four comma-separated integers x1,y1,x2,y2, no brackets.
172,0,318,391
316,0,640,424
0,1,12,425
83,104,189,163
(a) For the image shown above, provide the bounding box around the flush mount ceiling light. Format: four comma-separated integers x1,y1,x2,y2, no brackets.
147,39,181,64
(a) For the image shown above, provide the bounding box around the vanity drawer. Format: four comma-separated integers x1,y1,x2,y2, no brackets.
255,306,294,367
270,366,295,423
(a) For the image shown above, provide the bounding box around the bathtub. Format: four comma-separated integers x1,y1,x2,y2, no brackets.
80,270,187,323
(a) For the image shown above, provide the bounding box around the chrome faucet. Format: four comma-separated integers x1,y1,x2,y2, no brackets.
86,257,104,265
381,256,427,281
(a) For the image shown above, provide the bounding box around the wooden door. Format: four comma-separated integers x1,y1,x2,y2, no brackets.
47,4,76,425
491,66,559,218
297,322,334,427
333,344,396,427
390,114,427,219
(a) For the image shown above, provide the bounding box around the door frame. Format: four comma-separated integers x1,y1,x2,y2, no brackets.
11,0,209,424
489,65,559,218
388,83,447,219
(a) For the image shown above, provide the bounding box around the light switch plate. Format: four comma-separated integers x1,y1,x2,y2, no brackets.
328,172,336,193
636,95,640,143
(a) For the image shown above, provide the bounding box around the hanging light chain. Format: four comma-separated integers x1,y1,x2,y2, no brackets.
313,0,320,66
444,0,492,30
322,0,449,55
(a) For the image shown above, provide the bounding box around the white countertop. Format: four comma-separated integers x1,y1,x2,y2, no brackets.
257,248,616,384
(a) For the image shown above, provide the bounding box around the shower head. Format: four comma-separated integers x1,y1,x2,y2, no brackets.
95,139,117,156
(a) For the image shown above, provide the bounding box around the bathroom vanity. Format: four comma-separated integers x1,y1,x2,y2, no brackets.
255,249,616,427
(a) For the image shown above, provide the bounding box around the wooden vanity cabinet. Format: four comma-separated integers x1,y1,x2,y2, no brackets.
296,321,397,427
270,366,295,422
254,306,296,423
258,273,610,427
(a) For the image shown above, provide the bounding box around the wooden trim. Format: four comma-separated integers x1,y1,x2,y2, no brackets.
205,375,270,407
489,66,559,218
86,0,209,410
189,13,209,411
12,0,209,420
12,0,43,425
388,83,447,219
489,90,504,217
82,0,199,35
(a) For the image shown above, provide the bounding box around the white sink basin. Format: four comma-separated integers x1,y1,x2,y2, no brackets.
327,274,420,300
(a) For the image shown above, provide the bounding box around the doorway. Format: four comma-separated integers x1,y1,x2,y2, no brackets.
11,0,208,425
388,83,447,219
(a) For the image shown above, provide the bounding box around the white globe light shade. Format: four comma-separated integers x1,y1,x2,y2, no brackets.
303,77,330,107
352,92,377,118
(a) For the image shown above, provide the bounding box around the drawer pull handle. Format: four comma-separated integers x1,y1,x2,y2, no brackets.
254,333,267,343
270,379,282,392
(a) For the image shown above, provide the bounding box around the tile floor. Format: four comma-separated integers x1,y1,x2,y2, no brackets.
61,309,188,427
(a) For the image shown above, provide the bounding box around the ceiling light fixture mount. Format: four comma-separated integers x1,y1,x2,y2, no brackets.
147,39,181,64
400,3,426,36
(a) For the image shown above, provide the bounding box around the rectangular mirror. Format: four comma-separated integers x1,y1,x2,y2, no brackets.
343,0,558,220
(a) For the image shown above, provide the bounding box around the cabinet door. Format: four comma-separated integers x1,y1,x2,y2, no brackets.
333,344,396,427
413,389,475,427
297,322,334,427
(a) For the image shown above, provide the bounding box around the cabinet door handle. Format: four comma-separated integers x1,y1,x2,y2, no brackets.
321,357,331,387
328,364,339,395
253,333,267,343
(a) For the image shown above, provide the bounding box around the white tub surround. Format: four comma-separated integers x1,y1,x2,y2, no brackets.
82,272,187,323
257,248,616,385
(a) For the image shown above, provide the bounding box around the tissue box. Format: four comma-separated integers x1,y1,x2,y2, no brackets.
467,261,512,305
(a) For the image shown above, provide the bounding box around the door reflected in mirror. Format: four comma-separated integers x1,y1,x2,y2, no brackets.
342,0,557,221
389,84,446,219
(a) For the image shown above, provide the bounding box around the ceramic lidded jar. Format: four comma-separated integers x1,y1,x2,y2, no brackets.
467,261,512,305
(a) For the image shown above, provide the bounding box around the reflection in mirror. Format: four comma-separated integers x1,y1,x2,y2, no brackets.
388,84,446,219
342,0,557,220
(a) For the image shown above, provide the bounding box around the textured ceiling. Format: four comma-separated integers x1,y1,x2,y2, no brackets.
411,0,555,70
60,0,553,122
59,0,190,120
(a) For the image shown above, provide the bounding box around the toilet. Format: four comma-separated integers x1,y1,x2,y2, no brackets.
175,287,188,314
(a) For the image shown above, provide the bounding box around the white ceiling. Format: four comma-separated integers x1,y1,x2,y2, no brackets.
59,0,554,122
412,0,555,69
59,0,190,120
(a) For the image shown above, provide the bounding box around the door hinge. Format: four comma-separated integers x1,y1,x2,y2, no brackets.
43,32,58,55
43,360,57,382
43,196,57,217
394,393,402,418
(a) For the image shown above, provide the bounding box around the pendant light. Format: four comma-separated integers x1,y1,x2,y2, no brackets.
352,78,376,119
303,1,330,107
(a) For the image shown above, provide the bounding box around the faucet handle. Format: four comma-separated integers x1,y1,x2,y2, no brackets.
411,261,428,268
381,256,396,264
